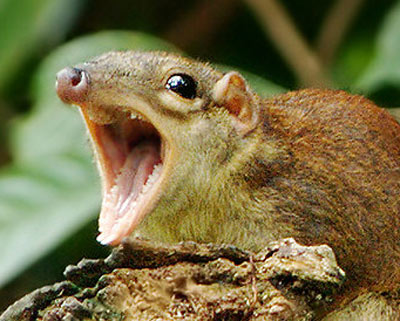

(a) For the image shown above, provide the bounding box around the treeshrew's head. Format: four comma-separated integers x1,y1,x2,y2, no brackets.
56,51,261,246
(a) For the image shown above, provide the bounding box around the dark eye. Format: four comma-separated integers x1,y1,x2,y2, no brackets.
165,74,197,99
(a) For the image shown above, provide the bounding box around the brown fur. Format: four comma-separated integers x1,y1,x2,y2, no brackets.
251,89,400,318
260,89,400,292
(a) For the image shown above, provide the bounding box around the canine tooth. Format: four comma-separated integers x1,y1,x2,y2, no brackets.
96,232,108,243
130,112,145,121
97,233,117,245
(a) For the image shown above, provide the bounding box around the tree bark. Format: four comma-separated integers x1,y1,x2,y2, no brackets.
0,238,345,321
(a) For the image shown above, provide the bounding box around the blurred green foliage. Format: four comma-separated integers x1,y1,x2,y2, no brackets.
0,0,399,311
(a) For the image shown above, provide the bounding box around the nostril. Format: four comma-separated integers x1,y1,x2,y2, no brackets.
70,68,83,86
56,67,89,104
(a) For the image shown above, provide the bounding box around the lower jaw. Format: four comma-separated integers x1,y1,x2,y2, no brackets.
97,159,163,245
97,138,163,245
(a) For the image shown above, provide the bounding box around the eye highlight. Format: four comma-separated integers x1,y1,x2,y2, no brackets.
165,74,197,99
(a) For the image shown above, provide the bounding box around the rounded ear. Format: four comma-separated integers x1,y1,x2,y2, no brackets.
212,71,260,134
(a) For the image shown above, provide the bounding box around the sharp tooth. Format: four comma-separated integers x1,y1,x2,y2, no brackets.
130,112,144,121
97,233,117,245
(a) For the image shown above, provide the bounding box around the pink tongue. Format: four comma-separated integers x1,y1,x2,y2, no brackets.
98,140,160,237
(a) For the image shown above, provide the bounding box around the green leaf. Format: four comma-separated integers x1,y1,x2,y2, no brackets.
0,158,100,286
0,0,84,94
356,1,400,93
0,31,178,287
331,36,375,90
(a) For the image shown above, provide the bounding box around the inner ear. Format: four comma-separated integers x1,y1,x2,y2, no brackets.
212,71,260,134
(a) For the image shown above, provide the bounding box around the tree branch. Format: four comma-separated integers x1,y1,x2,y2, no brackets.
243,0,330,87
164,0,238,51
316,0,365,66
1,238,345,320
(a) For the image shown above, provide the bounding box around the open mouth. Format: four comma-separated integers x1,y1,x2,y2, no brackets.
82,109,165,245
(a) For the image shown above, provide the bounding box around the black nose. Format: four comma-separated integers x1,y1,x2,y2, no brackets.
56,67,89,104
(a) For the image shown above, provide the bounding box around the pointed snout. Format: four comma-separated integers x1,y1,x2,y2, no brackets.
56,67,89,104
